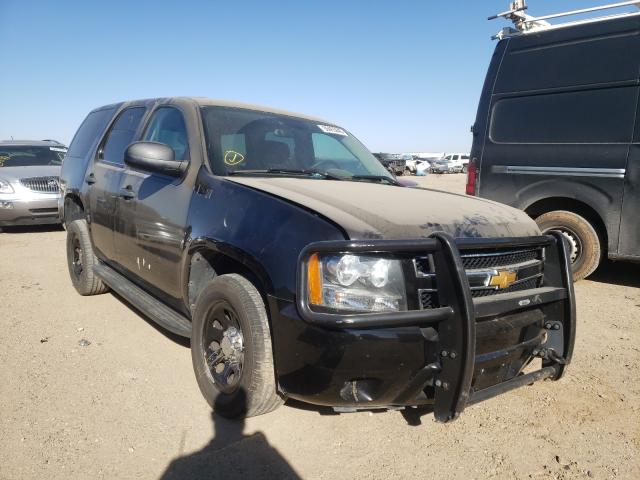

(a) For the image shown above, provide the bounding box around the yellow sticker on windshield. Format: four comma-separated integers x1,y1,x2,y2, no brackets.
224,150,245,166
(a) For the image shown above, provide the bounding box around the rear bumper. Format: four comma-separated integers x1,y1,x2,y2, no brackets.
0,193,61,226
270,232,575,422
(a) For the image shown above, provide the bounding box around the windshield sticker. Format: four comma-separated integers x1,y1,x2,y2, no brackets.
224,150,245,166
50,147,68,152
317,125,347,136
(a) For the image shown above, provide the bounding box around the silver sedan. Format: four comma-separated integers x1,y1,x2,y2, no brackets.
0,140,66,227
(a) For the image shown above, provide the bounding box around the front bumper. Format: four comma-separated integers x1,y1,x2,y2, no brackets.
270,232,575,422
0,192,61,226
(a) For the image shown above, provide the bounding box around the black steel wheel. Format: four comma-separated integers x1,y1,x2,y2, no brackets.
201,301,245,394
66,219,109,296
191,274,283,418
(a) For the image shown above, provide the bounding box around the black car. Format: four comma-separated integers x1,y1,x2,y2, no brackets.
469,6,640,280
373,153,405,175
60,97,575,421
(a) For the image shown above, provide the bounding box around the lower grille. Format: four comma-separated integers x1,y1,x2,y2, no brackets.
419,290,439,309
20,176,59,193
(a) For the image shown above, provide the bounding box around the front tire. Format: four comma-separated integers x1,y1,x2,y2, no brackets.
66,219,109,296
191,274,283,418
536,210,601,281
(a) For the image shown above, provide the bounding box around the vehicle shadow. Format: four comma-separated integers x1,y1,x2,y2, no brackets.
0,224,63,234
588,259,640,288
160,390,300,480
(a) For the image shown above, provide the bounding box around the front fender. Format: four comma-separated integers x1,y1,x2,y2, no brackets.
182,173,346,306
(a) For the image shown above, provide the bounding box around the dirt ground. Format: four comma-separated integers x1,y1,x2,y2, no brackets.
1,174,638,480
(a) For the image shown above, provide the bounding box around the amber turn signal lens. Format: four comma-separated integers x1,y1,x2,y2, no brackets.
308,253,323,305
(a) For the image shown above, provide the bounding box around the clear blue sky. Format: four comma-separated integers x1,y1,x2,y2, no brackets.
0,1,632,152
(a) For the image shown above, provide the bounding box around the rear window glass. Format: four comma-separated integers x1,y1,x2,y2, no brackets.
67,109,114,158
490,87,637,144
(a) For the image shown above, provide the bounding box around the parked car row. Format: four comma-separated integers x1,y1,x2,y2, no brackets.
372,152,471,176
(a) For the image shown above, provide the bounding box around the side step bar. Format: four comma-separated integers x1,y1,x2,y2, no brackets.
94,263,192,338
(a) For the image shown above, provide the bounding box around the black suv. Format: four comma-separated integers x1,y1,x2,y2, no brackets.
60,97,575,421
469,10,640,280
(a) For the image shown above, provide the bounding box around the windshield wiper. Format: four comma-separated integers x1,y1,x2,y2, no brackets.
350,175,400,186
228,169,345,180
227,169,398,185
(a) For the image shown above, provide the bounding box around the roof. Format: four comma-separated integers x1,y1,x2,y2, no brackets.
92,97,335,125
492,1,640,39
187,97,333,124
0,140,67,147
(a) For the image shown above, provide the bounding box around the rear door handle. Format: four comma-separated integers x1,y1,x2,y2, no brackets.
85,173,96,185
120,185,135,200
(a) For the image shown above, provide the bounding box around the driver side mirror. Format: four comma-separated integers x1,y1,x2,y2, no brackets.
124,141,187,177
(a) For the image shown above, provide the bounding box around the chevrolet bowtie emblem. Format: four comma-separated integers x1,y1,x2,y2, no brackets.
489,270,518,290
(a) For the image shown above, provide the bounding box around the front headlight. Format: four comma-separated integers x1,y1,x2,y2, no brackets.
307,253,407,312
0,178,14,194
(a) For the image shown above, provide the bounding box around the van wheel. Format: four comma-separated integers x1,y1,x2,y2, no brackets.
536,210,601,281
66,219,109,295
191,274,283,418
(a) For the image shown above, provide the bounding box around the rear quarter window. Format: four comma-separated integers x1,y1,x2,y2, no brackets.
66,109,115,159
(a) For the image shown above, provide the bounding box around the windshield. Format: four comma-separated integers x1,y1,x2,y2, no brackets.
201,107,394,182
0,145,66,167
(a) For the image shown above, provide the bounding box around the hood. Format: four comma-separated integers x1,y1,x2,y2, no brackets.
0,165,61,182
226,177,540,240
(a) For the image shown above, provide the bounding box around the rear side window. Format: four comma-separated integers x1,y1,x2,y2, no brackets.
67,109,114,158
100,107,146,165
490,87,637,144
142,107,189,161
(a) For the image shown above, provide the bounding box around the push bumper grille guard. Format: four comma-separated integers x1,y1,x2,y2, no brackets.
296,231,576,422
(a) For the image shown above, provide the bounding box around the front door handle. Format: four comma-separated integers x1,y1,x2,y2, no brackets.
120,185,135,200
86,173,96,185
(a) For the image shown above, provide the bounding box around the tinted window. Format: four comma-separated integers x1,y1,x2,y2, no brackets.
101,107,146,165
142,107,189,161
490,87,637,143
67,109,114,158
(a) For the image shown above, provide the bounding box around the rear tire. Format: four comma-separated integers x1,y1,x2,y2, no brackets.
191,274,283,418
535,210,601,281
66,219,109,296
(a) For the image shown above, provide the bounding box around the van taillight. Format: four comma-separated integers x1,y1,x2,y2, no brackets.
466,159,477,195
